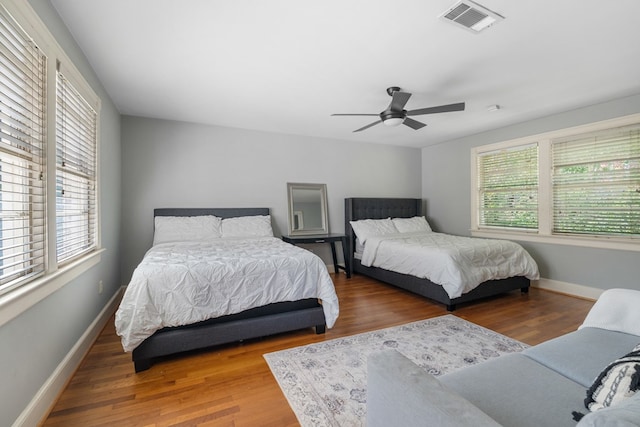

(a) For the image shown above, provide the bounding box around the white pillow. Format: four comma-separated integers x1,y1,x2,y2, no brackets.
349,218,398,244
153,215,222,245
392,216,432,233
221,215,273,238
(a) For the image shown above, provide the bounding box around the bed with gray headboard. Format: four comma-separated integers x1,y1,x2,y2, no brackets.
124,207,329,372
345,198,530,311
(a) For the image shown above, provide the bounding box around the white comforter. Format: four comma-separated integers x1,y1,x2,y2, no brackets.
115,237,339,352
360,231,539,299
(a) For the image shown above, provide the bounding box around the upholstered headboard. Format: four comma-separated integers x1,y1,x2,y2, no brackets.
345,198,421,223
344,198,422,274
154,207,269,219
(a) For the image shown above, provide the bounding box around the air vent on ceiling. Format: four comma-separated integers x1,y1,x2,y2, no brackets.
441,0,504,33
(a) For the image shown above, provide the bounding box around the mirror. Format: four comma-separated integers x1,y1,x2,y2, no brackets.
287,182,329,235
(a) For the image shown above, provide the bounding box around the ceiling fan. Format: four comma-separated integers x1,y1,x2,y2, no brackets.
331,87,465,132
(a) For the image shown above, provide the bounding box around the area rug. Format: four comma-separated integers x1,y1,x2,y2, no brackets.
264,314,528,427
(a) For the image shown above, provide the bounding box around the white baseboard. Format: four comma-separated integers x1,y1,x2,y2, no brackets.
13,288,122,427
533,278,603,301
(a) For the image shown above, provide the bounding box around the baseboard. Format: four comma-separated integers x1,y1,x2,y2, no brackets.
533,278,603,301
13,288,122,427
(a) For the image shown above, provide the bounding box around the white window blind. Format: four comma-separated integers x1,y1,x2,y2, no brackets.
0,6,46,293
477,143,538,229
552,125,640,237
56,71,97,264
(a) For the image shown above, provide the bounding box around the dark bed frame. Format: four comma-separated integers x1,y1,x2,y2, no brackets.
130,207,326,372
344,198,529,311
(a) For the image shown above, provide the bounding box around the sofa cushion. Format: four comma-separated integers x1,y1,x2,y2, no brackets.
523,328,640,388
366,350,501,427
577,392,640,427
585,344,640,411
440,353,586,427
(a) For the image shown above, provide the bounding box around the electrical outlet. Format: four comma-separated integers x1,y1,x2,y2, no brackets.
98,280,103,294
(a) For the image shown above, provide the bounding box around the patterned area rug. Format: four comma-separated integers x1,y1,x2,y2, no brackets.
264,314,528,426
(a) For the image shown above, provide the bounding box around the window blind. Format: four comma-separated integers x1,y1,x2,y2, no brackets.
477,143,538,229
552,125,640,237
56,71,97,264
0,5,46,293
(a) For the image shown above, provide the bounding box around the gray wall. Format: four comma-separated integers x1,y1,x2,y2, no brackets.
0,2,122,426
422,93,640,291
120,116,422,281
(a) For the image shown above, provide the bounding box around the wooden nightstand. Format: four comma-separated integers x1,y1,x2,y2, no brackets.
282,234,351,278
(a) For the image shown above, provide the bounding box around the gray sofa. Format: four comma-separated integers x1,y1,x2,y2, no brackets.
367,288,640,427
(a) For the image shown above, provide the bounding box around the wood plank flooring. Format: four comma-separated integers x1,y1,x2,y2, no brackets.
41,273,594,427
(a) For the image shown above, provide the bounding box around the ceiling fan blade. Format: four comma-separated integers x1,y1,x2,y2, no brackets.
331,113,379,117
403,117,427,130
406,102,465,116
390,91,412,111
353,120,382,132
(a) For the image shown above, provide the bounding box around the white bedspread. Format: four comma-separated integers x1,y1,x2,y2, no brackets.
115,237,339,352
360,231,539,299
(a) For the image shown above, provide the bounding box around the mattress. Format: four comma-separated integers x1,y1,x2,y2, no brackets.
360,231,539,299
115,237,339,352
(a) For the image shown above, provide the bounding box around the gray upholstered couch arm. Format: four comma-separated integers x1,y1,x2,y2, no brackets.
366,350,502,427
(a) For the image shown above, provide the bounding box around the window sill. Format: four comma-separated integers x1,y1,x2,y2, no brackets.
470,230,640,252
0,249,104,328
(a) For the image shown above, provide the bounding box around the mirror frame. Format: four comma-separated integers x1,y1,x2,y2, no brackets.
286,182,329,236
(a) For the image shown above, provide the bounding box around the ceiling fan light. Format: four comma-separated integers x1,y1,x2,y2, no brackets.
383,117,404,127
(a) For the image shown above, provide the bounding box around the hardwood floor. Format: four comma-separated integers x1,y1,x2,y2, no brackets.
41,274,594,427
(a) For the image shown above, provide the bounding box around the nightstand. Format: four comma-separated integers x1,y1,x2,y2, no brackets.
282,234,351,278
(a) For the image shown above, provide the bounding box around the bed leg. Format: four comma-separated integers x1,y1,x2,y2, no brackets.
446,304,456,312
134,358,152,373
315,324,326,334
521,287,529,294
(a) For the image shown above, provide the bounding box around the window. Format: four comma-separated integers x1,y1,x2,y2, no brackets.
0,4,47,293
56,71,97,264
477,143,538,230
552,125,640,237
472,114,640,251
0,1,100,301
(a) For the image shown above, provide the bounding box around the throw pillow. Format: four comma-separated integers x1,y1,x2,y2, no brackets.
573,344,640,421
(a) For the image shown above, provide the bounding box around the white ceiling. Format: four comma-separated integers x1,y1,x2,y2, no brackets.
50,0,640,148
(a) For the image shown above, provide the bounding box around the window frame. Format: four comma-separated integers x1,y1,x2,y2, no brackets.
0,0,102,328
471,113,640,252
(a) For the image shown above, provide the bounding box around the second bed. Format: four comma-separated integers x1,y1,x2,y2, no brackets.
345,198,539,310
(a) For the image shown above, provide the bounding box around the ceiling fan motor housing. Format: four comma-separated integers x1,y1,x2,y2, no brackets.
382,87,406,125
380,110,406,126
